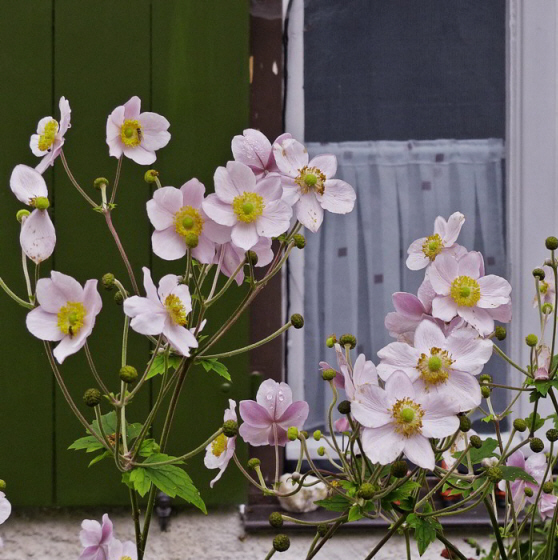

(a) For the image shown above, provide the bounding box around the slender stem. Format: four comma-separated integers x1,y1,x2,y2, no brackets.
21,250,33,303
110,156,123,205
60,150,98,207
306,519,345,560
84,343,111,396
549,254,558,373
127,336,163,401
363,513,408,560
0,277,34,309
404,529,411,560
263,549,276,560
205,255,245,306
273,424,280,488
484,497,507,560
493,345,529,376
436,532,469,560
129,488,143,556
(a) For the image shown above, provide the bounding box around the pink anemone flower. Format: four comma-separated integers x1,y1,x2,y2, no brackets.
124,268,198,357
9,164,56,264
26,272,102,364
232,128,291,177
351,370,460,470
79,513,113,560
239,379,309,447
428,251,512,336
214,238,274,286
272,138,356,233
377,319,492,412
146,179,230,263
203,161,292,251
204,399,237,488
106,96,170,165
107,540,137,560
343,353,379,404
539,491,558,521
384,290,433,344
334,416,351,433
534,345,552,380
406,212,465,270
30,96,71,174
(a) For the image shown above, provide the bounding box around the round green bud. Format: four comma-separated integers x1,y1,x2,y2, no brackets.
16,209,30,223
287,426,299,441
83,388,101,407
459,415,471,433
313,430,322,441
339,333,357,349
543,481,554,494
220,382,232,393
470,435,482,449
526,334,538,347
322,368,337,381
391,460,408,478
300,430,308,439
317,524,329,537
114,291,125,305
246,250,258,266
33,196,50,210
530,437,544,453
223,420,238,438
0,480,6,491
481,385,491,399
93,177,109,190
533,268,546,280
291,472,301,481
293,234,306,249
513,419,527,433
247,458,261,470
102,273,116,290
543,303,554,315
184,232,199,249
337,400,351,415
144,169,159,184
547,429,558,442
494,326,507,341
479,374,493,384
269,512,284,528
273,534,290,553
358,483,375,500
317,446,326,457
119,365,138,383
291,314,304,329
486,466,503,483
524,486,534,497
326,335,337,348
546,236,558,251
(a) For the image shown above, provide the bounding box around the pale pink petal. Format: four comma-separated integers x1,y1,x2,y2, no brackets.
406,239,430,270
317,179,356,214
232,222,259,251
35,278,67,313
351,386,391,428
256,175,283,202
180,178,205,208
163,322,198,356
79,519,102,547
122,145,156,165
384,312,420,339
277,401,309,430
59,96,71,136
295,192,324,233
53,333,87,363
252,237,274,267
202,194,237,226
447,334,493,374
256,200,292,238
385,370,416,401
26,308,64,341
202,214,232,244
427,372,481,413
414,320,446,353
429,254,458,295
431,295,458,322
123,96,141,119
457,251,482,279
477,275,512,308
457,307,494,336
239,401,272,428
10,164,49,204
392,292,426,317
418,279,436,311
141,267,160,304
157,274,181,301
100,514,113,545
507,450,526,470
334,417,351,432
82,279,103,323
147,187,182,229
376,342,419,381
440,212,465,246
139,112,171,151
273,138,308,177
308,154,337,178
280,178,301,206
490,301,512,323
256,380,292,419
403,435,435,470
239,422,272,446
50,270,83,302
361,426,405,464
170,284,192,314
232,129,272,173
192,233,216,264
152,228,186,261
227,160,257,194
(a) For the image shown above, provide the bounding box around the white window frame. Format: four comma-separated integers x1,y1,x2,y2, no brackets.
283,0,558,458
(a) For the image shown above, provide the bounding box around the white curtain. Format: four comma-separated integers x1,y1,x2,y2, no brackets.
293,139,506,431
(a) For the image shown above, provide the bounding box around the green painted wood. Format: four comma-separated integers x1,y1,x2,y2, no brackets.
151,0,251,504
0,1,55,506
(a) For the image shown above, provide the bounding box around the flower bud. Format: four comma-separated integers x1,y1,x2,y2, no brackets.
291,471,301,481
547,429,558,442
16,209,30,223
119,365,138,384
223,420,238,438
530,437,544,453
243,250,258,266
93,177,109,190
317,446,325,457
546,236,558,251
114,291,125,305
479,374,493,384
0,480,6,491
287,426,299,441
543,303,554,315
313,430,322,441
494,326,507,341
481,385,491,399
83,388,101,407
33,196,50,210
339,333,357,349
293,234,306,249
326,334,337,348
469,435,482,449
337,400,351,415
459,415,471,433
247,458,261,470
273,534,290,552
322,368,337,381
486,466,503,483
481,457,498,469
221,382,232,393
533,268,546,280
524,487,534,497
513,418,527,433
543,481,554,494
102,273,116,290
391,460,408,478
526,334,538,347
300,430,308,439
290,314,304,329
269,512,284,528
358,483,375,500
144,169,159,184
317,524,329,537
184,232,199,249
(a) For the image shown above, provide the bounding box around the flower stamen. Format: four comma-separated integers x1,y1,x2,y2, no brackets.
57,302,87,337
450,276,481,307
417,347,453,387
120,119,142,147
173,206,204,239
211,433,228,457
232,192,264,223
421,233,443,260
38,119,59,152
391,397,424,437
165,294,187,326
295,166,326,195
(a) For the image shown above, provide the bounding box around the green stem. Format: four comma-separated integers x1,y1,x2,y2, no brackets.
0,277,34,309
84,343,111,396
436,531,469,560
109,156,123,205
60,150,98,207
129,488,143,556
363,513,408,560
484,497,507,560
493,345,529,376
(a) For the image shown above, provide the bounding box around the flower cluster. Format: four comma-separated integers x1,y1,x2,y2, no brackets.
79,514,138,560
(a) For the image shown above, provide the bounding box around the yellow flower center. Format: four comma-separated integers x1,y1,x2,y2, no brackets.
211,433,228,457
417,347,453,387
120,119,142,147
295,166,326,195
421,233,443,260
173,206,204,239
391,397,424,437
57,302,87,337
164,294,187,326
450,276,481,307
232,192,265,223
121,557,133,560
540,281,549,295
38,119,58,151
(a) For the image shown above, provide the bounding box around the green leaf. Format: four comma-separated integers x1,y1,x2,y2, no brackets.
407,504,442,556
525,412,545,433
456,438,499,465
146,354,183,380
68,435,104,453
314,494,352,512
129,468,152,497
499,466,537,484
88,450,111,467
198,358,231,381
347,504,363,522
382,480,421,511
138,439,160,458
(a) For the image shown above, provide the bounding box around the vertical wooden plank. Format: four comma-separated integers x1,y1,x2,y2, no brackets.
53,0,152,505
0,1,54,506
152,0,251,504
